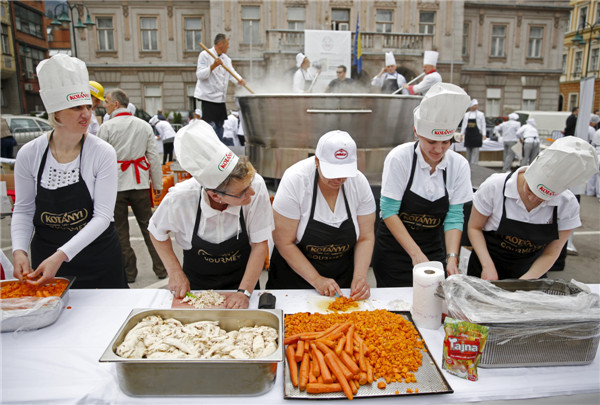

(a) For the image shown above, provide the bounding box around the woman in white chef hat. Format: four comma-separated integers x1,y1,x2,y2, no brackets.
266,130,376,298
292,52,319,93
11,54,126,288
148,120,273,308
372,83,473,287
467,136,598,280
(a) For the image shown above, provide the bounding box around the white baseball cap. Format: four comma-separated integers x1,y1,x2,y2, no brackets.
36,54,91,113
414,83,471,141
194,108,202,116
315,130,358,179
385,52,396,66
524,136,599,201
296,53,306,68
174,120,239,189
423,50,438,66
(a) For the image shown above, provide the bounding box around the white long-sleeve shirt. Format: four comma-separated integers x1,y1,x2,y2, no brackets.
87,113,100,136
194,47,240,103
516,123,539,143
155,120,176,142
494,119,521,143
293,68,317,93
11,133,118,261
460,110,486,137
407,70,442,96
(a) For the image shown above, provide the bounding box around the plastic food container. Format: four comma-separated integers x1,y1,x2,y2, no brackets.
99,308,284,396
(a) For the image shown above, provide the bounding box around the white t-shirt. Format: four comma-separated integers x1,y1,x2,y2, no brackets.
11,133,118,261
148,175,274,249
381,141,473,205
473,167,581,232
273,157,376,243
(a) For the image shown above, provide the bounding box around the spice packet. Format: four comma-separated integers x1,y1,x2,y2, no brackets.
442,317,489,381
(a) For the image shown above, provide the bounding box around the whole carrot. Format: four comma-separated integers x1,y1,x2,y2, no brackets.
335,335,346,356
311,344,333,384
311,346,321,378
340,351,360,375
299,352,310,391
295,339,305,362
325,352,353,400
306,383,343,394
345,325,354,355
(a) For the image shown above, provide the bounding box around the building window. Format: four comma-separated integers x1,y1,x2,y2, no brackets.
20,46,45,78
376,10,393,33
1,23,10,55
331,8,350,30
528,26,543,58
562,54,567,74
187,85,195,111
184,17,202,52
574,50,583,77
96,17,114,51
462,23,470,57
140,17,158,51
522,89,537,110
14,4,44,39
579,6,588,30
419,11,435,35
144,85,162,115
486,88,501,117
490,25,506,57
287,6,305,30
241,5,261,44
568,93,578,111
591,48,600,75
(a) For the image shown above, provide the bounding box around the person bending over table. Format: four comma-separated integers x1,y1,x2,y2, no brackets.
11,54,126,288
149,121,273,309
372,83,473,287
266,131,376,299
467,136,598,280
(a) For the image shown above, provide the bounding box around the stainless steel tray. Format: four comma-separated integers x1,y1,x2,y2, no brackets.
99,308,284,396
283,311,453,399
0,276,75,333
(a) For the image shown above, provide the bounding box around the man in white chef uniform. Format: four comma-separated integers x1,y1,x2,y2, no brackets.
293,53,319,93
371,52,407,94
404,50,442,96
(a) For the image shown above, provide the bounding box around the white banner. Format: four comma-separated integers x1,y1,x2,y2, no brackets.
575,76,595,140
304,30,351,93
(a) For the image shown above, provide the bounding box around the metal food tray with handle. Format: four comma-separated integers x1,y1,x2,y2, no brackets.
283,311,453,400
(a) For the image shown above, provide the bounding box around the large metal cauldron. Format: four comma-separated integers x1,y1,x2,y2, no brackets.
236,93,421,183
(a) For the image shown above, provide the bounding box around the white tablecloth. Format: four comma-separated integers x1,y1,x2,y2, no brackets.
1,287,599,404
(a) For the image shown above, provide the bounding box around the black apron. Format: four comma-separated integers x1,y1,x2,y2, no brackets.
266,170,357,289
464,114,483,148
381,74,399,94
182,191,255,290
373,143,449,287
467,171,559,279
31,132,127,289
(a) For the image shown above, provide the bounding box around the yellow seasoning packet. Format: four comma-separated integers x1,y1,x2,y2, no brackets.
442,317,489,381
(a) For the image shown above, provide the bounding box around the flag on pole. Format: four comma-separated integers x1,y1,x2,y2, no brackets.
353,16,362,74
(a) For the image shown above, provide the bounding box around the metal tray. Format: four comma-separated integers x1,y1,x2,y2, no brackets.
283,311,453,400
99,308,284,396
0,276,75,333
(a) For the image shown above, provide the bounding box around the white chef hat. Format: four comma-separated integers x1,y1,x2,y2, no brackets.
36,54,91,113
149,115,159,126
194,108,202,117
174,120,239,189
127,102,137,115
385,52,396,66
296,52,306,68
414,83,471,141
524,136,599,201
508,113,519,121
423,50,439,66
315,130,358,179
526,118,537,127
470,99,479,108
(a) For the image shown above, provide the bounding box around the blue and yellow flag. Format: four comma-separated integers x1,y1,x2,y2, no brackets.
353,16,362,74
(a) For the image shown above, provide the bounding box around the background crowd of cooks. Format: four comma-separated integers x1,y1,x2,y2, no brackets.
9,33,600,310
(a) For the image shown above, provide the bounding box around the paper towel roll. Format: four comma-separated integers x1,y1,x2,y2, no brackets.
411,261,445,330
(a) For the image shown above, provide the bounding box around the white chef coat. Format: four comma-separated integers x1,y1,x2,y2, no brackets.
293,68,317,93
381,141,473,205
148,175,274,249
273,156,376,243
87,113,99,136
194,47,241,103
460,110,486,137
516,124,539,143
408,70,442,96
494,119,521,143
592,129,600,154
473,167,581,232
223,113,240,146
155,120,176,142
370,72,408,94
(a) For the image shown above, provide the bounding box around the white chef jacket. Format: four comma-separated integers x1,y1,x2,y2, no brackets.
149,175,274,249
194,47,241,103
407,70,442,96
370,72,408,94
473,167,581,232
381,141,473,205
87,113,99,136
516,124,539,143
223,114,241,146
155,120,176,142
273,156,376,243
293,68,317,93
460,110,486,137
494,120,521,143
11,133,118,261
592,129,600,154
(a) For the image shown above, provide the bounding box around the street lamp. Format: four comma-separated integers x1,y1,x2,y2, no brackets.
50,2,95,57
571,19,600,78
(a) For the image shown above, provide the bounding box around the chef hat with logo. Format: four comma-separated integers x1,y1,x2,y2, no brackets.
423,50,439,66
414,83,471,141
524,136,599,201
174,120,239,189
508,113,519,121
296,52,306,68
36,54,91,113
385,52,396,66
315,130,358,179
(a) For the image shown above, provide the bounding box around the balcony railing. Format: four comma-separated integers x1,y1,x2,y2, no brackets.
265,29,433,54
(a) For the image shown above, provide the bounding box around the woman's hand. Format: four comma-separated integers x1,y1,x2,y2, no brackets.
410,251,429,267
27,250,67,285
12,250,32,282
350,276,370,300
313,276,342,297
446,257,460,276
225,292,250,309
168,269,190,299
481,264,499,281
